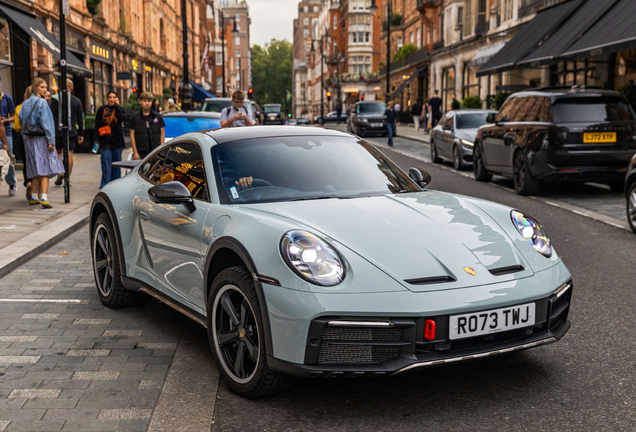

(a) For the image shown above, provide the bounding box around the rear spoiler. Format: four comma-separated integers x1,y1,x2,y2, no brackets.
112,160,142,169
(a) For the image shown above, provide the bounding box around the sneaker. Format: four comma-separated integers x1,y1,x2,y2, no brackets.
28,197,40,205
41,201,53,209
55,175,63,186
25,184,31,201
9,185,16,196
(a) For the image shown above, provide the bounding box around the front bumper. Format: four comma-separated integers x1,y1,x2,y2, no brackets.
265,279,572,378
359,123,387,134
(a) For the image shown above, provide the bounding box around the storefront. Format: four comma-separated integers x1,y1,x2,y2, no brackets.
90,40,113,112
50,24,88,110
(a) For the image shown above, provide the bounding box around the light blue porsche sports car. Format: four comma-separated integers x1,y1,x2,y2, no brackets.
90,126,572,398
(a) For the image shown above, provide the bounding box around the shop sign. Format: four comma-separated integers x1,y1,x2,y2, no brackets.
131,59,139,71
145,65,152,72
90,40,112,63
117,72,131,81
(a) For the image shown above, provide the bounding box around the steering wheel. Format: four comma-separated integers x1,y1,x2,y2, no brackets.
251,179,273,188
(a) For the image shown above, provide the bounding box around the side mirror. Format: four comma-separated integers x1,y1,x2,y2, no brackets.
409,167,432,188
442,124,452,131
148,181,196,213
486,113,497,123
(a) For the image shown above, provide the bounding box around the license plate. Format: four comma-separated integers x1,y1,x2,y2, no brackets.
449,303,536,340
371,123,383,128
583,132,616,143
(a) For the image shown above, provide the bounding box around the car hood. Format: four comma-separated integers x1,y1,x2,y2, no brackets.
245,191,543,292
455,128,478,142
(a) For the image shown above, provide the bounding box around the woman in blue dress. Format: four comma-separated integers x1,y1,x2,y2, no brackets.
19,78,64,209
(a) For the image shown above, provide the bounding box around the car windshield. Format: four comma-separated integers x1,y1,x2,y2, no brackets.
456,113,491,129
163,116,221,138
202,100,232,113
264,105,281,113
212,136,421,204
357,103,386,115
552,97,635,123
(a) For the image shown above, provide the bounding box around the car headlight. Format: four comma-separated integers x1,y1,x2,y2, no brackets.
360,118,369,123
280,230,345,286
461,139,474,147
511,211,552,257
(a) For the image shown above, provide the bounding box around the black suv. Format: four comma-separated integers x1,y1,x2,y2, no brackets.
473,89,636,195
347,101,387,137
263,104,285,125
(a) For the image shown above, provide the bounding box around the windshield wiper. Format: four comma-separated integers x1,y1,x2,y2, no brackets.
291,196,339,202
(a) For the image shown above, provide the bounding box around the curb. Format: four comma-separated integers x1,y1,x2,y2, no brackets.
396,133,430,144
0,203,91,279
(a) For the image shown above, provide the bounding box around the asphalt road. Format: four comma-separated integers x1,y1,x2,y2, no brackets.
211,137,636,431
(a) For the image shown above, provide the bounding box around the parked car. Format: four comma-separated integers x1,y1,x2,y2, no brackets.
251,101,263,125
263,104,285,125
314,111,346,124
347,101,388,137
474,89,636,195
297,117,311,125
201,98,257,125
162,112,221,143
287,119,298,126
94,126,572,398
625,153,636,233
430,109,498,170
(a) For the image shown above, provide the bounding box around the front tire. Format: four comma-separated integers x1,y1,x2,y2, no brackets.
473,143,492,182
453,145,465,170
513,151,541,195
430,140,441,164
208,266,296,398
92,213,150,308
627,182,636,234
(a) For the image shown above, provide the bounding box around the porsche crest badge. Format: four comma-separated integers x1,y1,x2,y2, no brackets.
463,267,476,276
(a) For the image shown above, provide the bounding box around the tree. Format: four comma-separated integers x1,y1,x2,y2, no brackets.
251,39,292,107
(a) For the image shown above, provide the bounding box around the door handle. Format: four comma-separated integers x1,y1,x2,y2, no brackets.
140,211,150,221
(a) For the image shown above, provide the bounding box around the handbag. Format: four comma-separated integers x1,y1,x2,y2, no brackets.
98,108,116,137
22,99,46,137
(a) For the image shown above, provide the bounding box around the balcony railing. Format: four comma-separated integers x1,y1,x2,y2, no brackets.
379,48,429,75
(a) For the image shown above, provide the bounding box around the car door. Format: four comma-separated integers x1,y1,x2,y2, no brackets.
482,97,519,169
138,140,212,313
440,112,456,158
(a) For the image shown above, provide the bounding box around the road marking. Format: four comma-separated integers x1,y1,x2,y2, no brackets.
0,299,81,303
0,225,16,230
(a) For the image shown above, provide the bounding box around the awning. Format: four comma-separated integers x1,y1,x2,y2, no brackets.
0,4,91,78
469,42,506,66
389,66,427,98
562,0,636,59
190,81,214,101
477,0,582,76
518,0,617,67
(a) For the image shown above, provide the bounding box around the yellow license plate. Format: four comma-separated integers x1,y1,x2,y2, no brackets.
583,132,616,143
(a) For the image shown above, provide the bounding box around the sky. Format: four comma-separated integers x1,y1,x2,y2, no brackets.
248,0,298,47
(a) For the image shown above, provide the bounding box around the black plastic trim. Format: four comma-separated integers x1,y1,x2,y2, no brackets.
489,265,525,276
90,193,128,280
405,276,456,285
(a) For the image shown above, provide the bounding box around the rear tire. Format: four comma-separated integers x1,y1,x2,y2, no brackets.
92,213,150,308
609,179,625,193
208,266,296,398
430,140,441,164
473,143,492,182
627,182,636,234
513,151,541,195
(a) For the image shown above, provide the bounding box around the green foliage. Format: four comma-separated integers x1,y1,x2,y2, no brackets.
86,0,101,15
491,92,512,110
84,115,96,130
619,83,636,111
163,87,173,99
393,44,417,62
392,13,402,26
251,39,293,106
461,96,483,109
125,93,140,111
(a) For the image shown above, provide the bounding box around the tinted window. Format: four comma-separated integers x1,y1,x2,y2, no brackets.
496,97,519,122
456,113,491,129
160,142,209,201
163,116,221,138
552,97,634,123
203,99,232,113
508,96,552,122
357,103,386,115
264,105,281,113
212,136,420,204
139,147,169,184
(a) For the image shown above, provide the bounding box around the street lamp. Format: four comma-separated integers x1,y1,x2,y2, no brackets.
180,0,193,111
372,0,391,101
219,10,239,97
311,35,326,125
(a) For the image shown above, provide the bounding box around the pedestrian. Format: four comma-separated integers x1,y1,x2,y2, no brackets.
14,86,33,200
0,76,16,197
451,94,461,110
130,92,165,160
220,90,254,128
165,98,180,112
151,98,163,114
423,99,430,133
19,78,64,209
384,100,399,147
336,102,343,125
394,101,401,112
50,79,84,187
411,99,423,131
0,126,11,211
429,90,443,128
95,91,127,188
45,91,51,105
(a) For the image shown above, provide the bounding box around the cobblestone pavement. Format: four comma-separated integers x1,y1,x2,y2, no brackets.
0,227,190,432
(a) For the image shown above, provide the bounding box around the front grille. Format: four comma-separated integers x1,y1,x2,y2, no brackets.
318,344,401,364
322,327,402,341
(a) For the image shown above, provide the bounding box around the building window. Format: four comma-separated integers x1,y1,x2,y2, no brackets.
352,32,357,43
477,0,487,26
304,29,309,38
217,76,223,94
410,32,414,44
397,36,403,51
457,7,464,40
236,59,240,70
304,17,309,26
235,49,240,57
313,6,318,12
216,52,222,65
442,66,456,111
462,63,480,98
417,28,421,48
91,60,112,110
303,6,308,13
365,32,370,43
235,36,240,45
0,18,11,62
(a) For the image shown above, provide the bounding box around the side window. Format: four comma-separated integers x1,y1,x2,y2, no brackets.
138,147,169,184
496,97,519,123
440,112,453,126
160,142,210,201
510,96,533,122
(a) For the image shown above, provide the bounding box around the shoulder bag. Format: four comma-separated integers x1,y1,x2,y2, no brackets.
22,99,46,137
98,108,116,137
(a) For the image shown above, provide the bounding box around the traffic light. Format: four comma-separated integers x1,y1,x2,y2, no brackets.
132,88,138,94
286,91,292,103
326,91,332,102
248,88,254,99
360,94,365,101
288,113,292,118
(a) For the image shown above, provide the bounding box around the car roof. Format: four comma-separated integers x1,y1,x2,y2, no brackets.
512,89,622,98
162,111,221,118
452,109,498,114
263,103,281,107
203,125,349,144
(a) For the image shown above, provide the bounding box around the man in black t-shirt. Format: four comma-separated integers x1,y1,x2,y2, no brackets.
428,90,443,128
411,99,423,131
130,92,166,160
451,94,461,110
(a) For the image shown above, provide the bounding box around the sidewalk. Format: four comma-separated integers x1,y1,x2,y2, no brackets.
395,123,430,144
0,149,132,278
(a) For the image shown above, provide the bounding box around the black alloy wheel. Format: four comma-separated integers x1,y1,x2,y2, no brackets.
92,213,149,308
208,266,296,398
430,140,441,164
627,182,636,233
513,151,541,195
453,145,465,170
473,143,492,182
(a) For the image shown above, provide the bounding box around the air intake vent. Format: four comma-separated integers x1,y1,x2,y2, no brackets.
404,276,456,285
489,265,524,276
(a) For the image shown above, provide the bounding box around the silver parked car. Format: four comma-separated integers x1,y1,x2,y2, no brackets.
430,109,497,170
